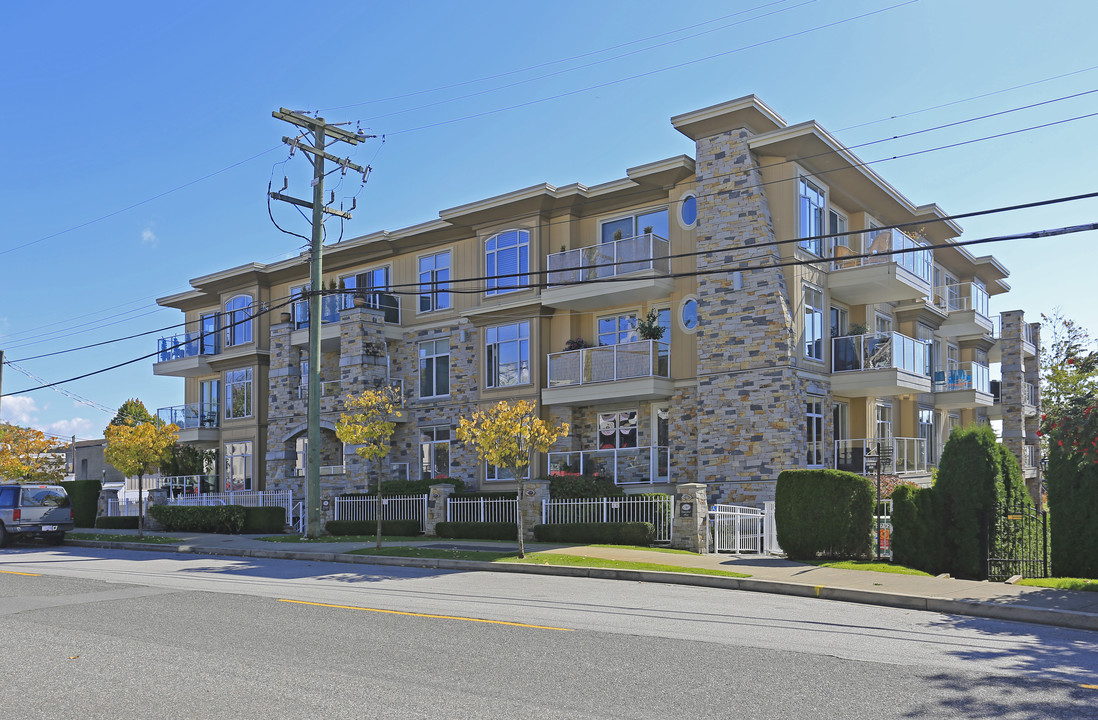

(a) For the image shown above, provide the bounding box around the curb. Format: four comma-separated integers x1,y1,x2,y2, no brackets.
65,539,1098,633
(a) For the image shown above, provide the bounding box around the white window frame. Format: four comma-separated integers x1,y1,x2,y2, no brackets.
597,312,639,347
418,339,450,399
485,461,530,484
485,229,530,296
224,367,253,420
798,177,825,255
224,295,253,347
804,284,824,361
806,395,825,468
876,402,894,441
418,250,451,313
419,426,451,480
224,440,253,491
485,321,530,388
828,207,849,252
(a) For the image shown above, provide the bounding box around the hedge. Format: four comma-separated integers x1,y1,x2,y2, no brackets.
148,505,247,533
1047,447,1098,578
933,425,1004,579
340,477,467,497
61,480,101,528
543,475,624,499
242,507,288,534
325,519,421,537
775,469,874,560
434,521,517,540
890,484,942,572
95,516,139,530
532,522,654,545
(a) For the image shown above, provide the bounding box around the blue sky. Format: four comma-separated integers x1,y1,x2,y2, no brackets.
2,0,1096,440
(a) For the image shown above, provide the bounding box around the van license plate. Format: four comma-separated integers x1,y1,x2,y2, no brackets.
41,525,57,531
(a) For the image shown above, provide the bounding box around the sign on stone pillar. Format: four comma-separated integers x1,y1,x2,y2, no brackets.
672,483,709,553
425,484,456,536
519,479,551,541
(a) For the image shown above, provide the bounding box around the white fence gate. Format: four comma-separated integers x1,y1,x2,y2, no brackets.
709,503,781,554
542,495,672,544
333,494,428,531
446,496,518,524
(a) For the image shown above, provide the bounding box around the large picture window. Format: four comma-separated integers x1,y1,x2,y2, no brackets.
224,441,253,491
601,207,669,243
486,321,530,387
420,426,451,479
224,295,253,347
485,229,529,295
598,313,638,346
798,178,825,255
418,251,451,312
224,368,252,419
418,339,450,398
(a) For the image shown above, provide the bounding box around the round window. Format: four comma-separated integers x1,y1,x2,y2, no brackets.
681,297,698,331
680,194,698,227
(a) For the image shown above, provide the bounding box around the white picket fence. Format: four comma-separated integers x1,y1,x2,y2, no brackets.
333,494,428,531
542,495,672,543
709,502,781,554
446,496,518,524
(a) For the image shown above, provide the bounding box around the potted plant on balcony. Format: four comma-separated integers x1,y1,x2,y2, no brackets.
563,338,590,352
637,310,665,341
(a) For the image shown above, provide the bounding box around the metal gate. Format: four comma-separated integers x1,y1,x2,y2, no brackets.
709,504,766,553
986,500,1049,581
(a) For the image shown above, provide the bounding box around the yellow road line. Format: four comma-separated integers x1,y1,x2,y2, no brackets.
0,569,41,576
1081,684,1098,690
278,599,572,631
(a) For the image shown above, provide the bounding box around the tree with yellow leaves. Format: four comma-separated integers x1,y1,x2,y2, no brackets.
335,385,401,547
0,423,65,483
104,421,178,537
456,400,569,558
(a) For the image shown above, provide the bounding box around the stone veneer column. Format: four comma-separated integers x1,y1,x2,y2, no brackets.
1024,321,1043,502
671,483,709,552
265,318,299,494
424,483,456,536
1000,310,1027,489
339,305,392,491
96,487,118,519
519,479,551,541
692,127,798,499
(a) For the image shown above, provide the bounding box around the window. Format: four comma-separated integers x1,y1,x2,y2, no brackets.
918,407,935,465
344,268,399,323
419,426,450,479
602,208,670,243
224,295,253,347
418,251,451,313
224,368,252,419
804,285,824,361
200,312,219,355
806,396,824,467
829,208,849,252
418,339,450,398
486,462,528,483
486,321,530,387
833,401,850,442
390,463,409,482
598,411,638,449
875,313,893,334
680,297,698,332
80,458,88,480
485,229,529,295
200,379,220,426
598,314,638,346
876,402,893,440
830,306,849,338
655,307,672,340
798,178,825,255
680,195,697,227
224,441,253,491
654,406,670,480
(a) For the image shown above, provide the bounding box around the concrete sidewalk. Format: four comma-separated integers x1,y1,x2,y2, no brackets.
62,528,1098,633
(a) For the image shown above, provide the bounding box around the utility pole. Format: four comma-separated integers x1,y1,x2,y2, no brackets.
0,350,4,424
270,108,371,538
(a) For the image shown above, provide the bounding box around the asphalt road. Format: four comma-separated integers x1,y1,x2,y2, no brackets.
2,546,1098,719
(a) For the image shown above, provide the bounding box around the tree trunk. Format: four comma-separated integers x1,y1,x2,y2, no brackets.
375,458,385,550
137,473,144,539
516,478,525,559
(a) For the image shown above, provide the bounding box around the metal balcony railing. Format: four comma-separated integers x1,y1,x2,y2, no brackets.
156,403,220,430
548,446,670,485
933,362,991,394
830,228,933,283
156,331,219,362
832,332,930,375
932,282,990,319
547,233,670,286
297,380,343,400
547,340,670,387
835,437,927,476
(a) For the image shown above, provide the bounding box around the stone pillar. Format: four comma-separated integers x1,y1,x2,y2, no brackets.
424,483,456,536
144,487,169,531
671,483,709,553
519,479,551,541
265,318,298,493
96,486,118,519
1000,310,1027,478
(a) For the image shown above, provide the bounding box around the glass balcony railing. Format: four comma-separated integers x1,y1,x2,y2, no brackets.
156,402,220,430
547,233,670,286
297,380,343,400
547,340,670,387
932,282,990,319
835,437,928,476
156,331,218,363
293,292,401,329
1023,445,1039,469
830,228,933,284
933,362,991,394
548,446,670,485
1023,381,1038,407
832,332,930,375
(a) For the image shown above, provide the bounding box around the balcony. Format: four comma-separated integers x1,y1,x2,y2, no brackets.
297,380,344,401
1022,445,1040,479
290,293,402,350
1023,381,1038,416
541,233,673,310
542,341,673,406
548,446,669,485
835,437,928,476
932,282,992,337
828,229,933,305
988,316,1037,363
933,362,993,410
156,402,220,443
830,332,932,397
153,331,218,378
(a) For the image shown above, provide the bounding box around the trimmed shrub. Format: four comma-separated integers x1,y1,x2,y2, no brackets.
325,519,421,537
1047,448,1098,578
890,484,943,572
532,522,654,546
434,521,517,540
544,474,624,499
452,491,515,500
95,515,139,530
934,425,1002,579
775,469,874,560
242,507,288,534
148,505,247,534
61,480,101,528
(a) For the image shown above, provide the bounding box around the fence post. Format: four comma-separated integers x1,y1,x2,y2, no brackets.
671,483,709,553
97,486,119,520
424,483,456,537
520,479,551,541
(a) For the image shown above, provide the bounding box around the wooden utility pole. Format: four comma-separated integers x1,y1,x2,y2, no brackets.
270,108,371,537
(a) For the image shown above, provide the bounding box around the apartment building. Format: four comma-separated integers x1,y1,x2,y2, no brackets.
152,95,1042,506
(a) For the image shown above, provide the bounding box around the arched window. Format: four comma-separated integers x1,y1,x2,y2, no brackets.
485,229,529,295
224,295,253,347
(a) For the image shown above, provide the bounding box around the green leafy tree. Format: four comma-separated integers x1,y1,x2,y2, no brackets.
335,386,401,547
105,398,155,434
456,400,569,558
1040,311,1098,429
0,423,66,483
104,421,178,537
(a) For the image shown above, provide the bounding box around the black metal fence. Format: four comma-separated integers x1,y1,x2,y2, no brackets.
986,500,1049,581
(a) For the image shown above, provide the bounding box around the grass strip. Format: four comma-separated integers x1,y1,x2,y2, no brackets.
810,560,932,576
68,532,181,545
1016,577,1098,592
257,534,421,543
